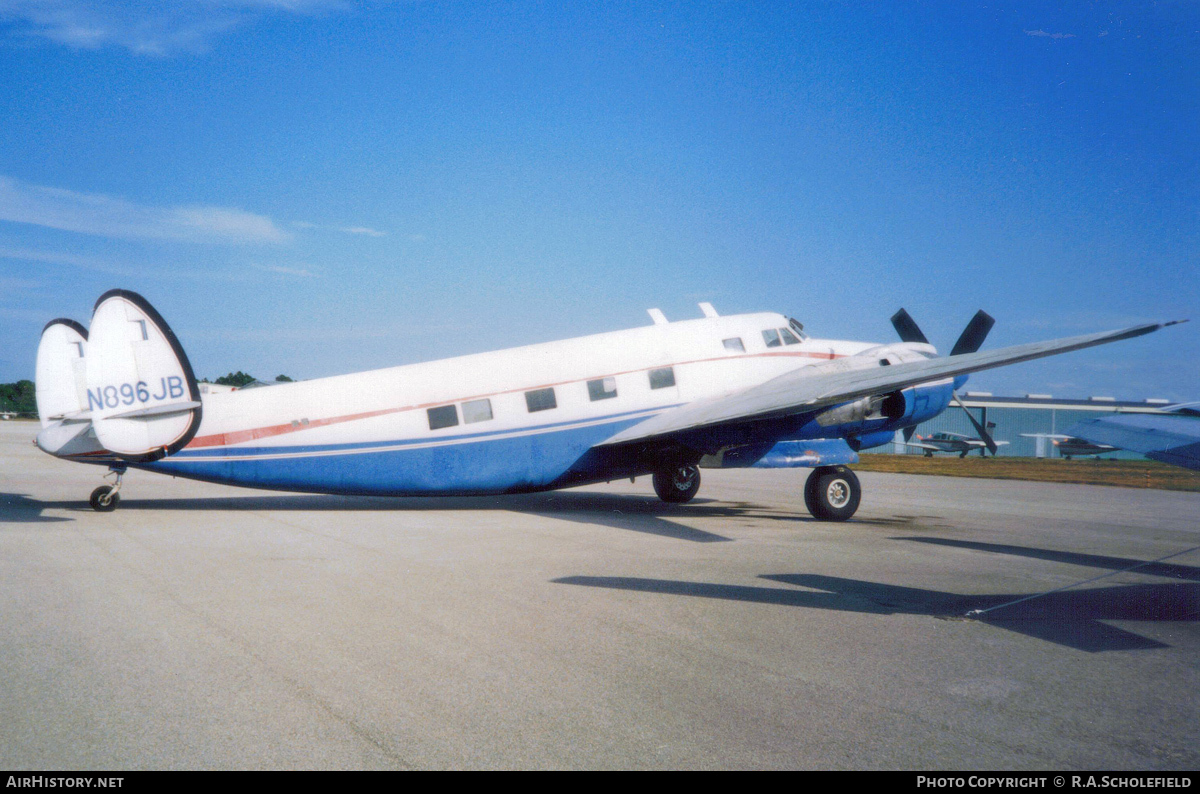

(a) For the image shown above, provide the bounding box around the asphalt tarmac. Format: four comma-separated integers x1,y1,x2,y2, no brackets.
2,420,1198,770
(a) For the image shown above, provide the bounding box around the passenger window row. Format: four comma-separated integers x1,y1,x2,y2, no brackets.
425,366,677,430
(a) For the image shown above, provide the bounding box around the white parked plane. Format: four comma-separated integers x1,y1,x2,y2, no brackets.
905,431,1011,458
34,290,1182,520
1019,433,1118,459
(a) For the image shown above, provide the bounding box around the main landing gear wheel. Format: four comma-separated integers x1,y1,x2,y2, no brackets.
89,486,120,512
803,465,861,522
653,464,701,504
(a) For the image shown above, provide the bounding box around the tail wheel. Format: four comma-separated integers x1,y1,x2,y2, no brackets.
89,485,120,512
803,466,861,521
653,464,701,504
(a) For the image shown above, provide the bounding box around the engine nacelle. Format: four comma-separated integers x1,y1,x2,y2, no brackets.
814,395,883,428
876,381,954,429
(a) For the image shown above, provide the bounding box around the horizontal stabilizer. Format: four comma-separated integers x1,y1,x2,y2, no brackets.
44,410,92,423
85,290,202,461
105,400,202,420
35,419,105,458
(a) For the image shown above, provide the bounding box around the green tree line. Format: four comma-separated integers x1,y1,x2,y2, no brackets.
206,373,294,387
0,380,36,414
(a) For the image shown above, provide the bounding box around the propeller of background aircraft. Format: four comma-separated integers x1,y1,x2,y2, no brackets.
890,308,998,452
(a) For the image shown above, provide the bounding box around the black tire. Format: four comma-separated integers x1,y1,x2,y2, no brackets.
803,466,861,521
89,486,120,512
652,464,701,504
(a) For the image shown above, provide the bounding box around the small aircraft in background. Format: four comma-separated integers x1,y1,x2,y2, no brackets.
33,290,1182,521
906,430,1010,458
1019,433,1118,460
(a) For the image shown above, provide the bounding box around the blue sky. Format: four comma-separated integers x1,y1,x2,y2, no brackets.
0,1,1196,400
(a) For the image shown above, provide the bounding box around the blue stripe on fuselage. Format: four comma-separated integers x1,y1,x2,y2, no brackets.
140,408,668,496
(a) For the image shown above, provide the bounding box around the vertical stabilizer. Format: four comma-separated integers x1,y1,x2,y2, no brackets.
35,319,89,428
85,290,202,461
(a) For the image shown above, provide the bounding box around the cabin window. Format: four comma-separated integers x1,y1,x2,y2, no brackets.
427,404,459,430
525,387,557,412
462,398,493,423
649,367,675,390
762,329,781,348
587,377,617,401
780,328,800,345
722,337,745,352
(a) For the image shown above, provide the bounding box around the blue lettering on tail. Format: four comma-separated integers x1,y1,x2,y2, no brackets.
167,376,184,399
87,388,105,412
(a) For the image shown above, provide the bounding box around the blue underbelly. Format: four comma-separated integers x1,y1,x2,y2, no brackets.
139,413,653,496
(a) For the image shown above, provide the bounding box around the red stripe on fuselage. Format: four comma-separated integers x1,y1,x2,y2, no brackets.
186,348,845,450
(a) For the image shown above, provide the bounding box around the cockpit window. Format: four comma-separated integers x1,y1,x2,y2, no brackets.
779,328,800,345
787,318,808,341
762,329,781,348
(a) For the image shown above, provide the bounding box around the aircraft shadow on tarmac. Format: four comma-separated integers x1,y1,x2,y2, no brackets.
0,494,74,524
0,490,819,543
896,536,1200,582
553,572,1200,652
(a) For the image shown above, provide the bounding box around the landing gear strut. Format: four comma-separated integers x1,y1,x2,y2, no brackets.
653,464,701,504
803,465,861,521
89,466,125,512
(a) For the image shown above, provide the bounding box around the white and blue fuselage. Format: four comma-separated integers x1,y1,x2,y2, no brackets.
116,311,948,495
40,290,1178,517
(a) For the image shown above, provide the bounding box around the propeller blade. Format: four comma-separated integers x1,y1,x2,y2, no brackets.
949,310,996,356
890,309,930,345
953,391,998,455
903,425,917,442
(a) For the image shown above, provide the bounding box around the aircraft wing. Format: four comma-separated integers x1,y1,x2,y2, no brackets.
1068,413,1200,472
600,321,1180,448
900,441,942,452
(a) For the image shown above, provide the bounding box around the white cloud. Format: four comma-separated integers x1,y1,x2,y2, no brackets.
0,243,135,275
292,220,390,237
0,175,289,244
0,244,273,283
0,0,348,56
339,226,387,237
253,262,317,277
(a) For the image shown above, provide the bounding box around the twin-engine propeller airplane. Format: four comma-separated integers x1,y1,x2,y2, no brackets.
35,290,1182,520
